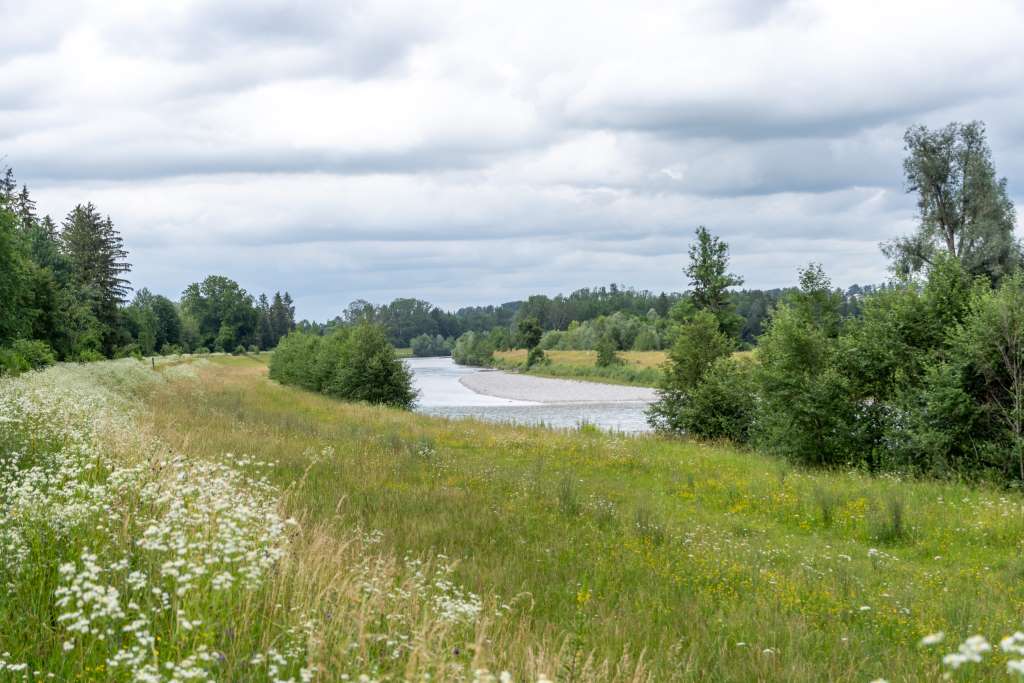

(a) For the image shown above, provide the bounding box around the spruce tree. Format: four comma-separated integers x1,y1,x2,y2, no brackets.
60,204,132,354
0,167,16,208
15,185,36,230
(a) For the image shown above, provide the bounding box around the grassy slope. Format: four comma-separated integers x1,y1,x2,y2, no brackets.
140,355,1024,681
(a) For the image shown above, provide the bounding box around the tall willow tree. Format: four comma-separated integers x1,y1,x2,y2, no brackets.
885,121,1019,282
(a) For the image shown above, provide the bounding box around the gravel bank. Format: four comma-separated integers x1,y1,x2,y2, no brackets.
459,370,657,404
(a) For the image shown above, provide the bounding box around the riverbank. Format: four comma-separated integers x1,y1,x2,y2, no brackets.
459,367,657,403
492,349,665,387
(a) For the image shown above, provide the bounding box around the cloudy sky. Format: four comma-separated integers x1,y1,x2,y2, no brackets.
3,0,1024,320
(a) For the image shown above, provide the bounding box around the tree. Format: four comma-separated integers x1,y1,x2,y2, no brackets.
60,204,131,354
0,167,15,208
0,207,30,343
324,324,417,408
647,310,733,433
685,226,744,337
884,121,1019,282
517,317,543,350
180,276,257,351
595,333,622,367
953,274,1024,481
14,185,36,230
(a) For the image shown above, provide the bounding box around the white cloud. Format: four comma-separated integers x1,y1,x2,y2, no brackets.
2,0,1023,318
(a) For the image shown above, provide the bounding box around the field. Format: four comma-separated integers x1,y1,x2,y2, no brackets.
5,355,1024,681
491,350,756,387
492,350,667,386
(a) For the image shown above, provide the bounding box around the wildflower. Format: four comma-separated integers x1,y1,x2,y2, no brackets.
920,632,945,647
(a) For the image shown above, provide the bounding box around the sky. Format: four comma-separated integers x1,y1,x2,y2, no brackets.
3,0,1024,321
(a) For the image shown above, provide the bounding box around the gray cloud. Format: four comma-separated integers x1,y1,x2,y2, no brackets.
2,0,1023,320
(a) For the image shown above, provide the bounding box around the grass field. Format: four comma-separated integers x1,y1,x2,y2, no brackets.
6,355,1024,680
492,350,666,386
135,356,1024,680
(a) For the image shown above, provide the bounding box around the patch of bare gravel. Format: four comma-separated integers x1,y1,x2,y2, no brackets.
459,370,657,404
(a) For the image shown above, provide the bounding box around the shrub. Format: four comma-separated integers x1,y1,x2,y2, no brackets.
160,343,184,356
678,356,757,443
10,339,56,370
595,334,623,367
0,347,30,376
233,345,247,355
247,344,259,353
648,310,732,432
452,331,494,367
270,325,416,409
631,327,660,351
526,346,547,368
410,333,452,357
195,347,211,355
76,349,105,363
323,324,417,409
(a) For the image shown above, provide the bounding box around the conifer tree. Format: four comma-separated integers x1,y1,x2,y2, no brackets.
15,185,36,230
60,203,132,354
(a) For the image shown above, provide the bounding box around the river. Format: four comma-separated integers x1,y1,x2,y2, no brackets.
407,356,655,433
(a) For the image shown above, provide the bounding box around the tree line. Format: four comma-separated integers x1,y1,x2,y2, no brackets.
0,168,297,372
651,121,1024,485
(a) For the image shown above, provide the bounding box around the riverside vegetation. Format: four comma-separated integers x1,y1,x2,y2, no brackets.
7,121,1024,680
6,354,1024,680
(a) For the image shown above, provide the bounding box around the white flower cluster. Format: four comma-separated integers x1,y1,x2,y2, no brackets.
0,362,302,681
919,628,1024,676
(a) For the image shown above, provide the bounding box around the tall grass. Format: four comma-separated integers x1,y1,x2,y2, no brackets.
133,356,1024,681
9,356,1024,679
0,360,563,681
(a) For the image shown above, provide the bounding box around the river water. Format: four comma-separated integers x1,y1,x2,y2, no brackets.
407,357,654,433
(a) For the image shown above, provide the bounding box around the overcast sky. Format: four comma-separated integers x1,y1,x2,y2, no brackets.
3,0,1024,320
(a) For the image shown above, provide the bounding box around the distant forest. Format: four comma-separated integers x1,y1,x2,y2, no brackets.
301,283,884,352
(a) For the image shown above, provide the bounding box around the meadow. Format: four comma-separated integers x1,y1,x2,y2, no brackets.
6,354,1024,681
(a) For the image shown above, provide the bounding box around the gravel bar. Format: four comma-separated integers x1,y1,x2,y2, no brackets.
459,370,657,404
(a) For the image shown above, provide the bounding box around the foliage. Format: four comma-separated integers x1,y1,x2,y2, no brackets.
594,334,622,367
525,346,546,368
181,275,259,352
410,333,453,357
685,226,744,337
323,324,417,408
675,356,757,442
884,121,1019,282
452,331,494,367
648,310,734,432
271,325,416,409
516,316,543,351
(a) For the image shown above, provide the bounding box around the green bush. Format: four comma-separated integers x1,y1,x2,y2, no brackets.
526,346,547,368
452,331,494,367
323,324,417,409
0,347,30,376
270,325,416,409
76,349,105,363
195,347,211,355
160,343,184,356
648,310,732,432
595,334,623,367
233,345,247,356
10,339,56,370
410,333,452,357
247,344,259,354
677,356,757,442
